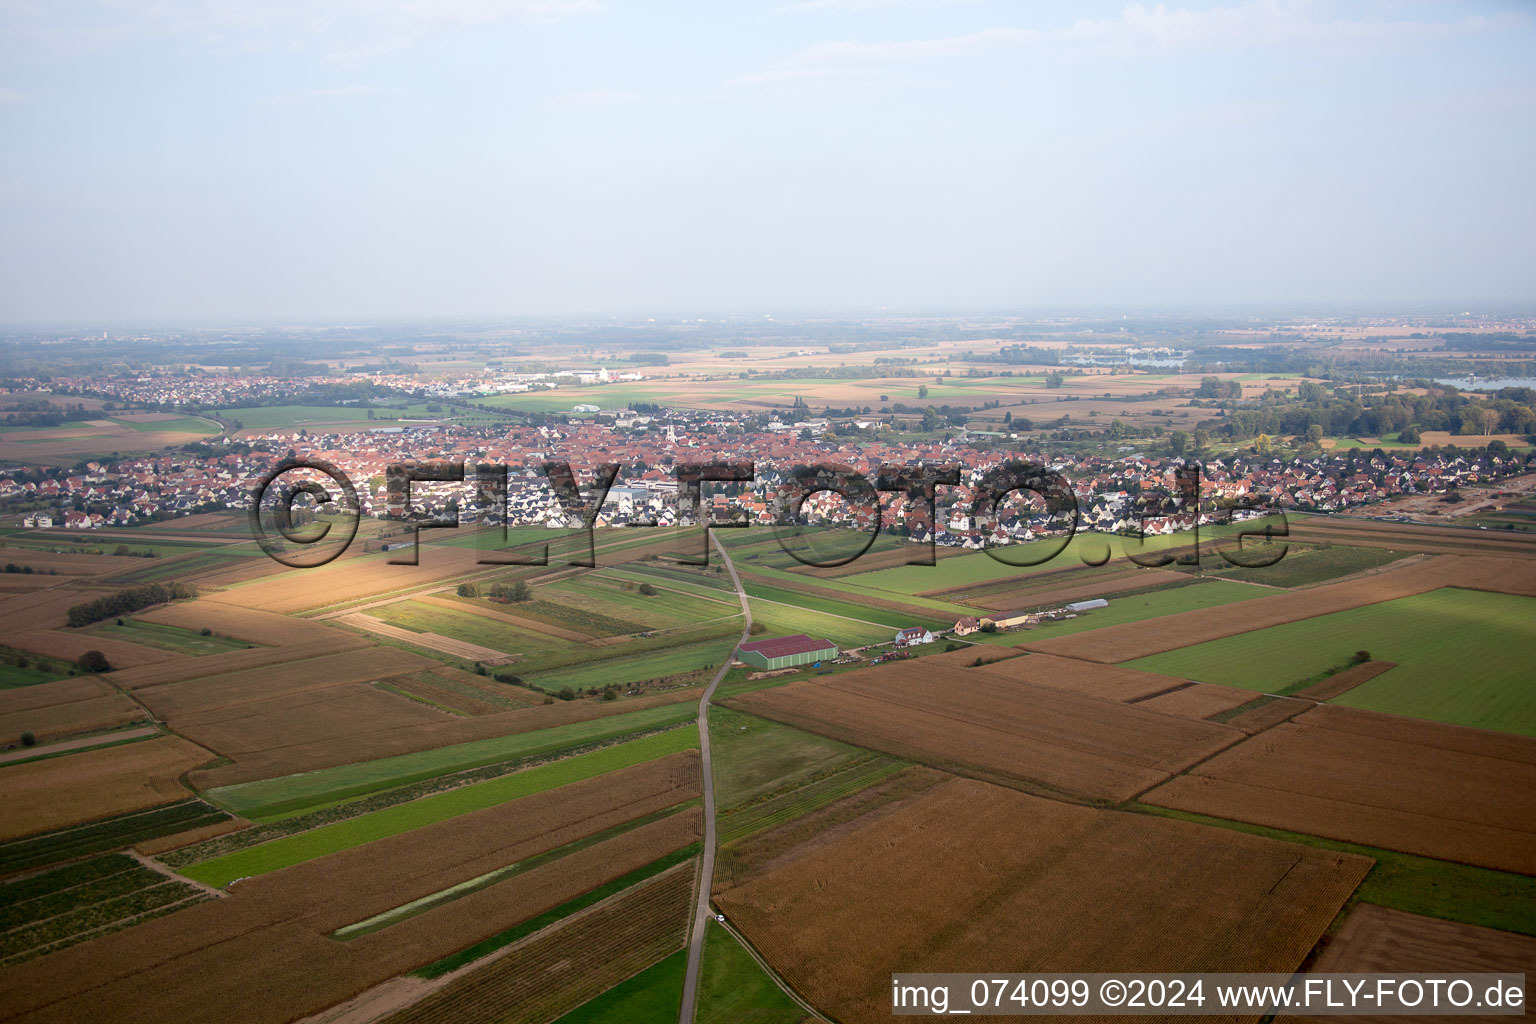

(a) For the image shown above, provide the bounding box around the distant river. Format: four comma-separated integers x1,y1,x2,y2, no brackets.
1431,376,1536,391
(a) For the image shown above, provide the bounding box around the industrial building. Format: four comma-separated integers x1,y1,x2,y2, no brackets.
735,633,839,670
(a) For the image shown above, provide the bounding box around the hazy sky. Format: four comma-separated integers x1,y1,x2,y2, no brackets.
1,0,1533,322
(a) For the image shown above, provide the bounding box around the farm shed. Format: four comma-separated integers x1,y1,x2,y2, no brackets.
736,634,839,670
1065,598,1109,612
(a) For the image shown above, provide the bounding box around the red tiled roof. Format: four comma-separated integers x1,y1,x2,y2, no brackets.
736,633,837,658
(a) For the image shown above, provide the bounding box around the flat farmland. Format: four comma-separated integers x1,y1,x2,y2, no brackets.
186,686,701,790
725,658,1243,802
0,785,700,1024
0,690,147,744
182,728,698,885
536,574,739,631
1280,904,1536,1024
0,417,218,464
171,681,454,763
1142,704,1536,874
1129,588,1536,735
205,542,503,614
971,653,1231,703
382,862,697,1024
202,700,701,819
521,635,738,694
716,778,1370,1024
0,736,213,841
8,628,174,670
132,646,439,716
1020,555,1520,664
977,579,1270,645
746,599,893,649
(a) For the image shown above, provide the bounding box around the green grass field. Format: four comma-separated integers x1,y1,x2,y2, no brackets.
0,661,70,689
217,403,508,430
551,948,687,1024
695,921,805,1024
109,416,220,434
1129,588,1536,736
204,702,700,819
524,636,739,694
183,726,698,887
81,619,251,656
1190,542,1409,588
966,579,1269,645
740,579,942,631
709,706,866,811
747,599,893,650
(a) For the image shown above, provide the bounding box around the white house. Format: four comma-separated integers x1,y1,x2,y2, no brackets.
894,627,934,647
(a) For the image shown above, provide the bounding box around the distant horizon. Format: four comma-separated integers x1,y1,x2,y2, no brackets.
3,0,1533,322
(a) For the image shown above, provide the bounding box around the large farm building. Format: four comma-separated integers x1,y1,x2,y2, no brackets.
736,633,839,670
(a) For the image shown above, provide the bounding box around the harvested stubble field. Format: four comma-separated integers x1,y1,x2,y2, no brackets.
725,658,1243,803
1142,704,1536,875
716,777,1370,1024
172,682,454,759
1291,515,1536,556
972,652,1203,702
188,686,701,790
382,862,697,1024
0,588,111,633
8,628,174,670
132,646,440,718
1130,681,1261,720
0,737,214,842
1279,905,1536,1024
105,633,373,690
1021,555,1528,664
135,599,348,647
0,789,701,1024
0,547,151,576
0,690,147,744
205,544,501,614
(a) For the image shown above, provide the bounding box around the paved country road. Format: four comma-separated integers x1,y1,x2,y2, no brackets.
678,532,752,1024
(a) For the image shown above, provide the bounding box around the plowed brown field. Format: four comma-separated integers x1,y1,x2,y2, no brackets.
136,600,349,646
1281,904,1536,1024
716,778,1371,1024
726,658,1243,802
1143,704,1536,874
0,736,213,840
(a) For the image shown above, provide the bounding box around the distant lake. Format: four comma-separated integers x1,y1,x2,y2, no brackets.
1066,353,1188,368
1432,376,1536,391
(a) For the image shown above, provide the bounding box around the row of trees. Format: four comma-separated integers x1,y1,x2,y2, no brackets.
66,582,197,628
